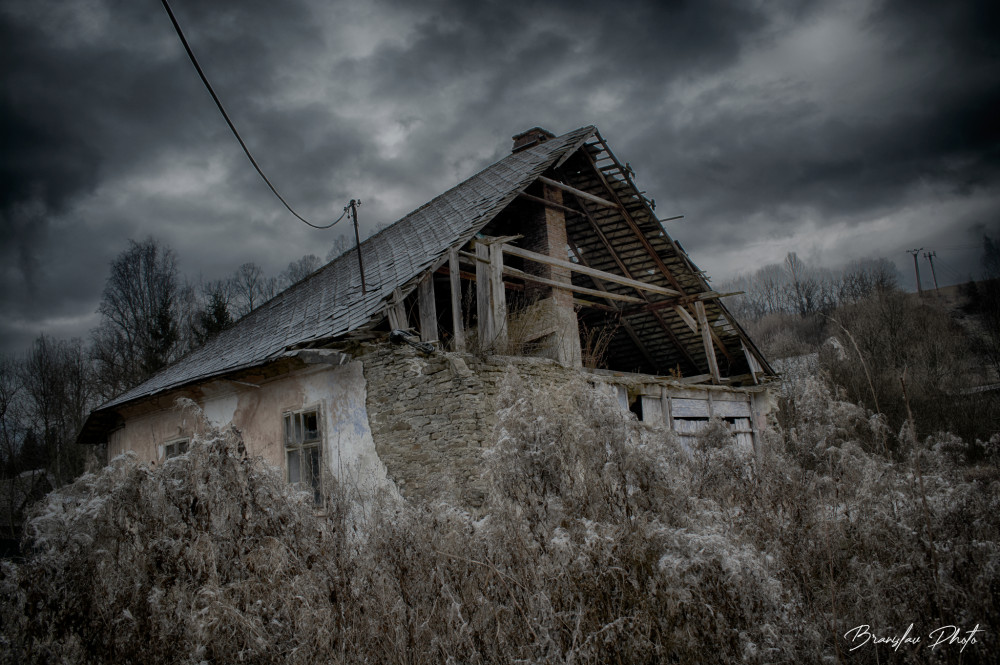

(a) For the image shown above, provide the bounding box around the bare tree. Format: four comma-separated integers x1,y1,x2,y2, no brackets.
18,336,92,487
92,238,180,398
192,279,234,345
326,233,352,262
0,355,25,477
279,254,322,289
231,262,276,317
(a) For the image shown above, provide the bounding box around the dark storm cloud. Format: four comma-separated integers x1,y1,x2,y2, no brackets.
1,0,998,353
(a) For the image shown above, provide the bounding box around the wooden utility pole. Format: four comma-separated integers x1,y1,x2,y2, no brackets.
349,200,366,294
923,251,939,291
907,248,923,295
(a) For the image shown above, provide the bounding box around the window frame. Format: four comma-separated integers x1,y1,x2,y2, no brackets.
161,437,189,460
283,406,324,506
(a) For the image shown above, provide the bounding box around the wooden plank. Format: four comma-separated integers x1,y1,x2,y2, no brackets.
742,341,759,385
417,273,437,343
676,373,714,385
476,243,493,346
387,288,407,330
516,191,583,217
641,395,664,425
448,248,465,352
694,301,720,385
671,398,710,418
489,243,507,350
501,243,681,297
500,264,644,303
537,175,617,209
673,305,698,333
661,387,674,431
618,292,740,316
458,250,642,304
711,400,752,418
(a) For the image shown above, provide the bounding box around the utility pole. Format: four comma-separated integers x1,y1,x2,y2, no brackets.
907,248,924,295
923,251,939,291
348,200,367,294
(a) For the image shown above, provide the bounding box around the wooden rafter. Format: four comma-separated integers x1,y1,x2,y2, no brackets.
556,186,703,374
567,153,735,364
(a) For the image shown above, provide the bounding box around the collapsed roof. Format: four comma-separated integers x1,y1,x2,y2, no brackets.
80,125,773,443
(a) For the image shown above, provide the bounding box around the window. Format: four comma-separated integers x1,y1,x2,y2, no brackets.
162,438,189,459
284,409,323,506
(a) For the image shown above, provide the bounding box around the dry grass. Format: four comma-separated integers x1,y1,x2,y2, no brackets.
2,374,999,663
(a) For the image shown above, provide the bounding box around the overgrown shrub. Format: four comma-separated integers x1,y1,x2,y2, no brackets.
2,372,999,663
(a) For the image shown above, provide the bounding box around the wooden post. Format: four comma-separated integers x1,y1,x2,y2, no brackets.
661,387,674,431
741,341,760,385
694,301,721,385
448,248,465,352
387,288,407,330
417,273,437,343
489,242,508,351
475,242,493,348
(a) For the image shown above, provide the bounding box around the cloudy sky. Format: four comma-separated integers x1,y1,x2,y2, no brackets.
2,0,998,355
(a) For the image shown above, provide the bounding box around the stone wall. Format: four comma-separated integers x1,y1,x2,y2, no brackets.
360,344,775,509
359,345,584,508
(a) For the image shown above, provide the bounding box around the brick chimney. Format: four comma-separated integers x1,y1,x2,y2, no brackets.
511,127,555,153
507,128,582,367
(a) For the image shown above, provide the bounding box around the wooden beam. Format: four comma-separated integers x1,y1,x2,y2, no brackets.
537,176,618,209
676,373,714,385
436,265,525,292
387,288,407,330
741,341,760,386
417,273,437,343
516,191,583,217
476,242,493,346
617,291,740,317
500,264,644,304
489,242,507,350
673,305,698,333
448,248,465,352
501,243,681,297
694,301,720,385
661,387,674,431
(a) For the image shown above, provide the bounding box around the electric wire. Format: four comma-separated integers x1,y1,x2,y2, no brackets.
160,0,345,230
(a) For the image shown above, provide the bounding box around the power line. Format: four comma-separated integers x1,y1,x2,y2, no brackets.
160,0,346,230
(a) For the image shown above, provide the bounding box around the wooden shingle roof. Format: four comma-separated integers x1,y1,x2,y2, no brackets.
99,126,598,412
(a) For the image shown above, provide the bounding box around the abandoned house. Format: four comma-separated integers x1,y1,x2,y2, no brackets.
77,126,776,506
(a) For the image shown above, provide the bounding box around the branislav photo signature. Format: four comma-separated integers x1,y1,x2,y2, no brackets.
844,624,984,653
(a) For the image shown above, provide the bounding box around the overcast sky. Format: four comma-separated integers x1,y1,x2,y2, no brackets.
2,0,998,355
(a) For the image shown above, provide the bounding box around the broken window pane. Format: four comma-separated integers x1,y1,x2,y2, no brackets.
303,411,319,441
163,439,189,459
287,448,301,484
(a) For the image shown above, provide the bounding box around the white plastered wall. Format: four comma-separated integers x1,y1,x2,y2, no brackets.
107,361,393,499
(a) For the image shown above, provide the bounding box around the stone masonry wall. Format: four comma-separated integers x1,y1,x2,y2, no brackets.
359,345,584,508
359,343,773,510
